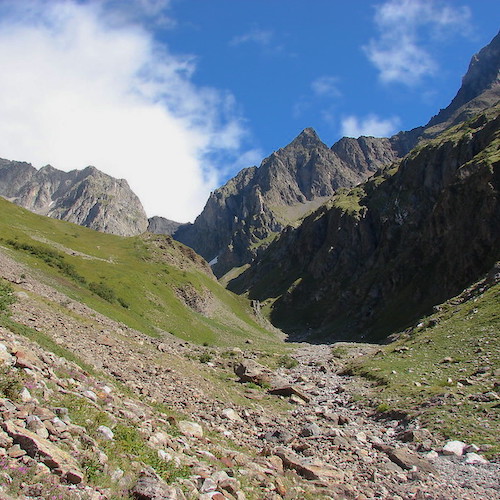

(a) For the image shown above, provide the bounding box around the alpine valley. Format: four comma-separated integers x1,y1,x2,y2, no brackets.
0,30,498,500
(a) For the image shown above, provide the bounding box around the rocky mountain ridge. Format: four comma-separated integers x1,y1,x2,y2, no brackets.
174,128,411,278
0,161,148,237
171,31,500,279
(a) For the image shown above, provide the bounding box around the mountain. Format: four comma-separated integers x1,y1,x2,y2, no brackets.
171,32,500,281
147,215,185,235
174,128,413,277
229,103,500,341
0,160,148,236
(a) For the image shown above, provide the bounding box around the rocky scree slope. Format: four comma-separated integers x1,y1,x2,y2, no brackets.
229,105,500,341
0,161,148,236
0,248,499,499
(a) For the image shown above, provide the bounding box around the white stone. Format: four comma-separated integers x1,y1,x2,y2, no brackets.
82,390,97,402
425,451,439,459
96,425,114,440
201,478,218,493
158,450,173,462
178,420,203,438
19,388,32,402
221,408,243,422
464,453,488,464
443,440,467,456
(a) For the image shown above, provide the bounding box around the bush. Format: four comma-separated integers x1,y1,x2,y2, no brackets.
277,354,299,369
88,282,117,303
0,279,15,315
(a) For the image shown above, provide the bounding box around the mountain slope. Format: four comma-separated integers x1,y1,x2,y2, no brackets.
0,197,278,347
229,105,500,341
0,161,148,236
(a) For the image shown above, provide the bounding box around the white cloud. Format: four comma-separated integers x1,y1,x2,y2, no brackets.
341,115,400,138
230,28,274,47
311,76,341,98
365,0,471,85
0,0,251,222
229,27,286,56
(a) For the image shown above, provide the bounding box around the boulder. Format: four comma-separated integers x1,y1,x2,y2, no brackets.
374,444,436,474
442,440,467,456
131,469,178,499
178,420,203,439
2,420,82,482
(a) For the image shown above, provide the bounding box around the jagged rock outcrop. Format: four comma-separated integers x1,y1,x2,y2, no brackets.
175,129,407,277
424,30,500,135
0,161,148,236
229,106,500,340
147,216,184,236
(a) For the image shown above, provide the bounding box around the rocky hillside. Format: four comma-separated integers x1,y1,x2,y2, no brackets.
0,162,148,237
0,236,499,499
174,129,411,278
229,104,500,341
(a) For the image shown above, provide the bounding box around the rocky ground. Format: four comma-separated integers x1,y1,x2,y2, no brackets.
0,248,499,499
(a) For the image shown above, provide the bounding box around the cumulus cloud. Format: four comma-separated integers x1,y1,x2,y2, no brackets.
341,115,400,138
0,0,251,222
311,76,341,98
365,0,471,85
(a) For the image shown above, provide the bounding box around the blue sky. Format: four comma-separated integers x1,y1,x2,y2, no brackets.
0,0,498,221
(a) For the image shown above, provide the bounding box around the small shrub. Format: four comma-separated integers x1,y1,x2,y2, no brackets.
89,282,117,303
277,354,299,369
198,352,213,363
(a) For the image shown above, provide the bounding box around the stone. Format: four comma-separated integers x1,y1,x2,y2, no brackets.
131,469,178,499
96,425,114,440
268,385,311,403
374,444,436,474
442,440,467,456
234,360,274,386
14,350,41,370
464,453,488,464
19,388,32,402
82,390,97,402
274,447,344,481
299,423,321,437
178,420,203,439
0,344,13,366
264,429,294,444
221,408,243,422
3,420,81,481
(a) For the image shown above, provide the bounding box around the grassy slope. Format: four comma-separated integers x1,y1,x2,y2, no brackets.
346,267,500,455
0,197,281,349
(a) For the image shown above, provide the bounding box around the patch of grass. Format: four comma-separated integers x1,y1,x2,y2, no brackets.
348,278,500,456
0,278,15,314
0,197,283,349
276,354,299,369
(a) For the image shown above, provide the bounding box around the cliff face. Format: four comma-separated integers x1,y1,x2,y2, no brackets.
229,106,500,341
0,162,148,236
175,129,406,277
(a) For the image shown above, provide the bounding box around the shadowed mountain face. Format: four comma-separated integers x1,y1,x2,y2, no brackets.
228,105,500,341
0,162,148,236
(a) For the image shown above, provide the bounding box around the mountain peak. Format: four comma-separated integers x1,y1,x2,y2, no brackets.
290,127,323,147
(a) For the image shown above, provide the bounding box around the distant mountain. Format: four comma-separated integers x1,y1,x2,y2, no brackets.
0,161,148,236
228,31,500,341
147,216,185,236
174,128,412,277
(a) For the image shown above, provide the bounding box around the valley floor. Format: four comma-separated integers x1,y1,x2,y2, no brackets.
0,247,499,499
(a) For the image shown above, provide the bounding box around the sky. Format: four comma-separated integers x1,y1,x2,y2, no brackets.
0,0,498,222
